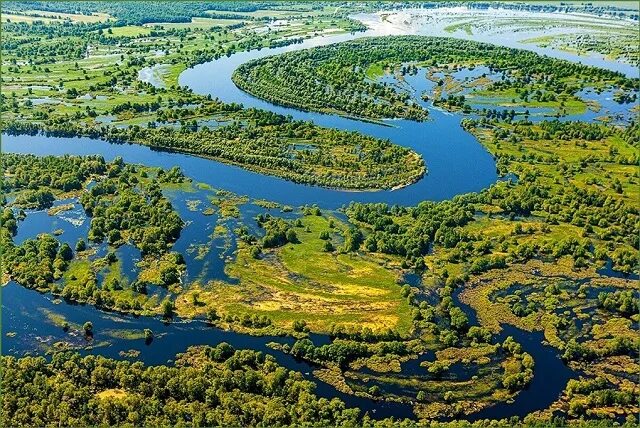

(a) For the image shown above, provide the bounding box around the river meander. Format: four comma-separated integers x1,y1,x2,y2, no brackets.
2,8,634,421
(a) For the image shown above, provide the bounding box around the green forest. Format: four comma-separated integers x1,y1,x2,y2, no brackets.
1,1,638,427
233,36,634,121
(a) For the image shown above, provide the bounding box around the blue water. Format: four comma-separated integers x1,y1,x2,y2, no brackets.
13,198,89,248
1,21,632,423
4,30,632,208
1,281,412,420
350,11,638,78
452,288,576,421
178,31,500,207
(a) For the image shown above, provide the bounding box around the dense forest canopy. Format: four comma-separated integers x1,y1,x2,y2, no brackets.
233,35,636,121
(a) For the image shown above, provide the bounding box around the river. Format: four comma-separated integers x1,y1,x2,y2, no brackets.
2,7,634,421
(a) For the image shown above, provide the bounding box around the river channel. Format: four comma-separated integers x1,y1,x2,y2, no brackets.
3,8,634,421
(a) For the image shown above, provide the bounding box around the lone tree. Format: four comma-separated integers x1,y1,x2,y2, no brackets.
144,328,154,343
207,308,220,323
162,299,174,319
83,321,93,336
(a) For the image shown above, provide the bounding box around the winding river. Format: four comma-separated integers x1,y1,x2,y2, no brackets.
2,8,633,421
3,29,504,209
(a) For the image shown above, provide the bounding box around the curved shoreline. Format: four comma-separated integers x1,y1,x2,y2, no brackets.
178,31,499,207
174,27,588,421
231,68,428,124
4,12,630,422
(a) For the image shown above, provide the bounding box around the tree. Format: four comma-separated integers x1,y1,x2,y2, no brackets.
293,320,307,332
106,251,117,264
449,307,469,331
57,243,73,261
285,228,298,243
467,326,492,343
207,308,219,323
162,299,174,319
83,321,93,335
342,227,363,252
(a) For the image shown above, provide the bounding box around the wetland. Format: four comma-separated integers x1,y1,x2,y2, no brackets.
1,2,638,427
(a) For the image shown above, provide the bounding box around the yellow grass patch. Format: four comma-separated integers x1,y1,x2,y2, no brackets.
96,388,128,400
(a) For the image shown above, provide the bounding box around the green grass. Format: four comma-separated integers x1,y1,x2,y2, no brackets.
175,214,413,334
467,87,588,115
101,258,126,286
102,329,147,340
103,26,151,38
39,308,72,328
63,259,93,289
444,21,475,36
2,10,110,24
364,62,385,80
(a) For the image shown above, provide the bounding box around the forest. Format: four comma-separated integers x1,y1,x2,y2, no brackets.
0,345,361,427
2,346,636,427
3,104,425,190
233,36,635,121
1,1,639,427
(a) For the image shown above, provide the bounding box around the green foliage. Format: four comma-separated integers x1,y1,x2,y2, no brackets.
75,238,86,252
233,36,632,122
206,307,220,323
5,110,424,190
12,189,55,210
346,200,472,267
80,163,184,255
566,377,638,417
83,321,93,334
0,345,361,426
597,290,639,317
342,227,363,253
2,233,60,287
161,298,174,319
143,328,153,341
1,153,106,195
289,333,410,378
257,214,299,249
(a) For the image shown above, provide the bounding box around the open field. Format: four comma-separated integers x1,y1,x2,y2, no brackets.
176,214,415,334
2,9,111,23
